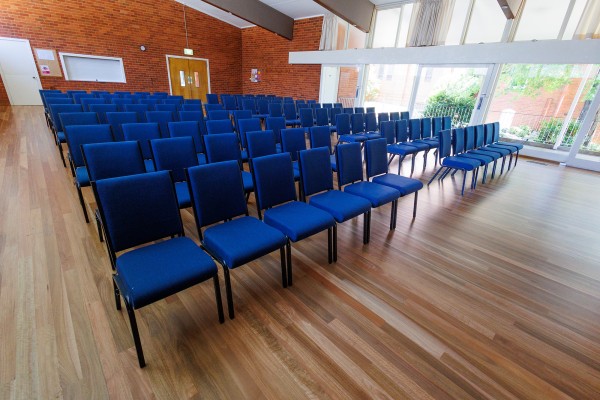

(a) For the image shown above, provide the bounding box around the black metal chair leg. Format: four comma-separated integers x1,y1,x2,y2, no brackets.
363,211,370,244
327,227,333,264
481,164,488,184
461,170,467,196
514,151,519,166
76,184,90,223
427,167,444,185
125,302,146,368
279,247,287,288
58,143,67,167
95,210,104,242
223,267,235,319
413,191,418,219
422,150,429,170
500,156,506,174
113,278,121,310
491,160,497,179
333,224,337,262
213,275,225,323
286,241,292,287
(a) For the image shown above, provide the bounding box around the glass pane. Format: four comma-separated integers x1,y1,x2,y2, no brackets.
348,25,366,49
365,64,418,112
464,0,506,44
486,64,599,150
336,19,347,50
414,67,487,126
179,70,186,87
396,4,413,48
194,71,200,87
372,8,400,48
445,0,471,45
577,107,600,160
514,0,570,41
337,66,360,107
563,0,588,40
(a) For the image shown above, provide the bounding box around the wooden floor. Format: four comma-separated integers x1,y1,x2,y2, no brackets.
1,106,600,399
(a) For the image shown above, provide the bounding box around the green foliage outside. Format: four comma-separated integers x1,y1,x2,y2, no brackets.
422,73,480,125
498,65,574,98
536,118,581,145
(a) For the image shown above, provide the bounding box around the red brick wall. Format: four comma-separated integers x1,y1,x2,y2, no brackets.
0,77,9,105
0,0,242,105
241,17,322,100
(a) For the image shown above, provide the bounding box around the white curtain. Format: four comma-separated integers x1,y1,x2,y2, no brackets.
319,13,338,51
406,0,456,47
573,0,600,40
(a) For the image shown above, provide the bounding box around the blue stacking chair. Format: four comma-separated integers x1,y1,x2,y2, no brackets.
321,103,333,109
280,128,306,181
150,137,198,209
49,104,83,166
146,111,173,137
299,108,314,133
251,152,337,268
350,113,366,136
407,119,434,170
419,118,440,164
64,125,114,222
221,96,237,112
237,118,262,158
364,139,423,220
205,103,224,113
179,110,207,136
315,108,334,132
378,112,390,130
155,103,179,120
283,103,300,127
354,107,365,114
336,113,367,144
309,126,337,171
400,111,410,120
336,143,402,230
139,98,162,110
124,104,150,122
442,116,452,129
168,121,206,164
80,98,105,112
389,112,400,121
490,121,522,165
472,124,504,176
82,141,147,241
483,123,513,172
329,107,341,132
366,107,375,114
432,117,443,139
206,119,234,135
382,120,420,176
206,93,219,104
91,90,110,97
242,99,258,116
151,92,168,98
187,161,288,318
182,104,203,112
246,130,277,160
163,98,183,108
60,112,100,173
343,107,354,115
122,123,161,171
92,171,223,368
268,103,283,118
266,117,286,151
203,133,254,198
65,90,86,98
364,113,381,139
72,93,94,104
256,99,270,119
428,129,481,196
455,126,495,184
106,112,138,141
113,91,131,97
133,91,150,97
207,110,230,121
298,147,372,244
232,110,252,132
184,99,201,104
89,104,118,124
112,98,134,111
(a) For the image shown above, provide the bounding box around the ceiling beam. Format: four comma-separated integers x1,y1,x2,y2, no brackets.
200,0,295,39
313,0,375,33
497,0,525,19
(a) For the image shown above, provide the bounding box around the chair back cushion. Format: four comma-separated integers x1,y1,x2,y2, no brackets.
204,133,242,165
336,113,351,136
421,118,432,139
237,118,262,148
408,119,421,141
82,141,146,181
246,130,277,159
107,112,138,141
168,121,204,153
395,119,409,143
151,137,198,181
122,123,161,159
206,119,234,135
380,121,396,145
365,138,388,178
309,126,332,152
251,153,297,210
298,147,333,196
280,128,307,161
266,117,285,143
336,143,363,186
65,124,114,167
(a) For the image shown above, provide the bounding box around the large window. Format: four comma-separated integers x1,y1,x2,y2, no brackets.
364,64,418,112
514,0,571,41
369,4,414,48
464,0,507,44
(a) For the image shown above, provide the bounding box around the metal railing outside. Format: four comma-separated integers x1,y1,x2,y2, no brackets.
414,103,473,128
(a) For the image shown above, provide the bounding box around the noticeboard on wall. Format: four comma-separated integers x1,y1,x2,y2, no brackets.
33,48,62,77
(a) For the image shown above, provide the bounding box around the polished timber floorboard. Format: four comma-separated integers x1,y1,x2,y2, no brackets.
1,105,600,399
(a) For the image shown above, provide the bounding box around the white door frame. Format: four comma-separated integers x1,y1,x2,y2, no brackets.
165,55,211,96
318,65,340,104
0,37,42,105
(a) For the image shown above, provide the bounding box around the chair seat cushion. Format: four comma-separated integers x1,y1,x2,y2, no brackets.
364,132,382,140
241,149,248,162
468,149,499,160
264,201,335,242
197,153,207,165
372,174,423,196
457,154,487,166
421,139,439,148
241,171,254,192
339,134,367,143
175,181,191,208
409,140,431,150
75,166,90,187
309,190,371,223
442,156,479,171
115,237,217,309
496,141,523,150
488,143,516,153
144,159,155,172
482,146,511,156
285,119,300,125
387,144,417,156
344,182,401,207
203,216,287,269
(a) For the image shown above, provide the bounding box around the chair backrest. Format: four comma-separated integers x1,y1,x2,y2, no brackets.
163,99,182,108
421,118,432,139
268,103,283,117
156,104,178,120
205,103,224,113
343,107,354,114
113,91,131,97
46,97,74,109
474,125,485,148
329,107,342,123
378,112,390,129
366,107,375,114
80,98,105,112
232,110,252,130
72,93,95,104
93,171,183,254
206,119,234,135
315,108,329,126
237,118,262,148
168,121,204,153
140,98,162,110
309,126,332,153
336,113,351,136
257,99,270,114
365,112,378,132
150,137,198,182
207,110,229,121
82,141,146,181
452,128,466,155
242,99,257,113
266,117,285,144
122,123,161,159
146,111,174,137
333,102,343,108
187,161,248,233
389,112,400,121
380,121,396,145
400,111,409,120
60,112,99,132
464,126,476,151
354,107,365,114
283,103,297,120
408,119,421,141
150,93,168,99
298,147,334,197
67,90,87,98
92,91,110,97
50,104,83,132
335,142,364,186
206,93,219,104
124,104,150,122
280,128,307,161
203,133,242,166
365,138,389,179
396,119,409,143
222,96,236,111
351,113,365,134
65,124,114,168
484,123,494,145
321,103,333,109
493,122,501,143
182,104,203,112
442,116,452,130
111,98,134,111
89,104,118,124
432,117,443,138
299,108,314,128
183,99,200,105
179,111,204,123
251,153,297,211
246,130,277,159
438,129,452,159
134,91,151,97
106,112,138,141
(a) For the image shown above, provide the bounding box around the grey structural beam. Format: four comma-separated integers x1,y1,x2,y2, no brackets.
313,0,375,33
497,0,525,19
201,0,295,40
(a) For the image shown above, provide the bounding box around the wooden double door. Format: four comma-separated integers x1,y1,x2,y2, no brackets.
168,57,209,101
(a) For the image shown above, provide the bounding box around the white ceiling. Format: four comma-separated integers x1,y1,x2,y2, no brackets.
178,0,401,29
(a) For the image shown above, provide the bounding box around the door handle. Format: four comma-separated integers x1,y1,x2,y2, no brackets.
33,76,37,79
